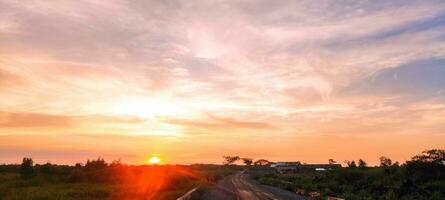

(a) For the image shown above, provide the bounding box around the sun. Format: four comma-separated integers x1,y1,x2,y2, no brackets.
148,156,160,165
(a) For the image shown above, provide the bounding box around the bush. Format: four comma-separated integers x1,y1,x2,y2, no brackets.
20,157,34,178
251,149,445,199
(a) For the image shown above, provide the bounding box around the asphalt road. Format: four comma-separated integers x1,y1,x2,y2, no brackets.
201,171,305,200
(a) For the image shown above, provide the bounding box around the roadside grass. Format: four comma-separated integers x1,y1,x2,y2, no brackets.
0,164,239,200
0,176,116,200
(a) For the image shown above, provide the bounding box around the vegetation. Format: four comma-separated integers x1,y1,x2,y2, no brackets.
222,155,240,165
253,159,273,166
20,158,34,179
241,158,253,166
357,159,367,168
251,149,445,200
222,156,272,167
2,150,443,199
328,159,336,165
0,159,237,200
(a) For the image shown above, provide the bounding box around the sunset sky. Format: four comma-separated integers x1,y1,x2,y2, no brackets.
0,0,444,165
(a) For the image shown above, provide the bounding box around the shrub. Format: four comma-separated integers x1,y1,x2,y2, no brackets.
20,157,34,178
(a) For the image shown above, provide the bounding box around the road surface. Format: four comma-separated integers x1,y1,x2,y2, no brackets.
201,171,305,200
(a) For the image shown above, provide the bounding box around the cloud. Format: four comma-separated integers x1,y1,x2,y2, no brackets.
343,59,445,102
0,111,145,131
0,68,23,89
0,0,445,164
0,0,443,114
0,111,72,128
164,115,276,132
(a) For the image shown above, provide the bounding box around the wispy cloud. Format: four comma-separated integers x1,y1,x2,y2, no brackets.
164,115,276,133
0,0,444,164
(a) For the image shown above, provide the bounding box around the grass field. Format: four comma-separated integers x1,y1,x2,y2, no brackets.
0,161,238,200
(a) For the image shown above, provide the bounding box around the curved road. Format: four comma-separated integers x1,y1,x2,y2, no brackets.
202,171,304,200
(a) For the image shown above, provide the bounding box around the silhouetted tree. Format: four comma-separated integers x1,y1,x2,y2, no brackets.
241,158,253,166
110,159,123,167
254,159,272,166
358,159,367,168
85,158,107,170
344,160,357,168
40,162,55,174
222,155,240,165
405,149,445,184
379,156,392,167
411,149,445,165
20,157,34,178
328,159,336,164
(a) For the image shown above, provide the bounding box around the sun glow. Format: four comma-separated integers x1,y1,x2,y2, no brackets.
111,99,186,118
148,156,161,164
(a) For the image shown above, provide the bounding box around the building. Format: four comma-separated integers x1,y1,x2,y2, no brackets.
270,162,300,168
327,196,345,200
271,162,341,173
299,164,342,170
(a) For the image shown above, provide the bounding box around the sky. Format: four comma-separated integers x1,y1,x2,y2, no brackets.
0,0,444,165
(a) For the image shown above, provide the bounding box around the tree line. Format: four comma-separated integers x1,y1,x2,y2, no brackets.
222,156,272,166
251,149,445,199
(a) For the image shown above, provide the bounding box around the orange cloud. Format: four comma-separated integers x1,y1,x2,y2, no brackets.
0,0,444,165
0,111,72,128
164,115,276,132
0,68,24,89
